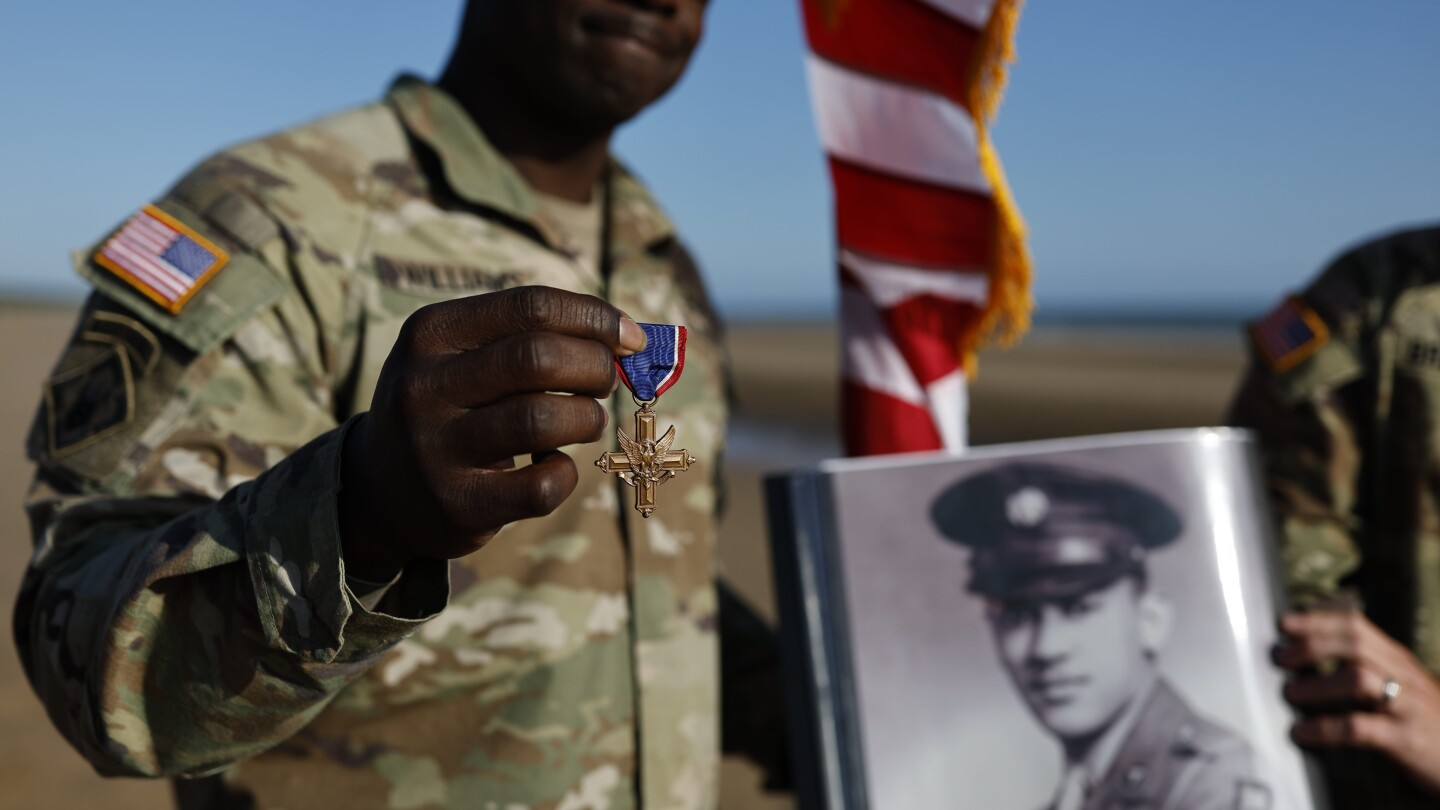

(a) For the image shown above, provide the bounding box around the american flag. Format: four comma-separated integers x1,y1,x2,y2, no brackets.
1249,296,1328,373
799,0,1031,455
95,205,228,313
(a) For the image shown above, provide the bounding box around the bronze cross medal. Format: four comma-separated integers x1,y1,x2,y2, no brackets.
595,399,696,518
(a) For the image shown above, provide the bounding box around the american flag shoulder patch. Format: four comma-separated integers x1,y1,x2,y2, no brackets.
94,204,229,314
1249,295,1329,373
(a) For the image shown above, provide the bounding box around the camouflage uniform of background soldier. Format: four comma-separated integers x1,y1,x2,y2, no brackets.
1230,223,1440,807
13,2,790,808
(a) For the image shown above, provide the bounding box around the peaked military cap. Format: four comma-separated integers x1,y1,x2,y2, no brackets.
930,463,1183,602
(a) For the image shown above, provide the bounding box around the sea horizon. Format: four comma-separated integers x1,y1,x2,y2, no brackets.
1,284,1263,336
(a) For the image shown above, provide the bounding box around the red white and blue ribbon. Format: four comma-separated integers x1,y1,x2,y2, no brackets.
617,323,687,401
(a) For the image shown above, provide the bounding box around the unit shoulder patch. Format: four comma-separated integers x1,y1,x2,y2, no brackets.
80,310,161,375
27,302,201,484
43,344,135,458
93,204,229,314
1249,296,1330,373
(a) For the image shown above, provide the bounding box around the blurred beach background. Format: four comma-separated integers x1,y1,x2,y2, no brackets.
2,0,1436,807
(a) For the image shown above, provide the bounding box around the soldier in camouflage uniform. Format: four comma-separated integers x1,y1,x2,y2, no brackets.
11,1,789,808
1229,224,1440,807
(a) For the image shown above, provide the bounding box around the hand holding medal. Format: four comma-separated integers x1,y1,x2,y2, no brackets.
337,287,644,581
595,323,696,518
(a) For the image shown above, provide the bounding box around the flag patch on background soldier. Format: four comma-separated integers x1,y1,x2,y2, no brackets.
1249,296,1329,372
94,204,229,314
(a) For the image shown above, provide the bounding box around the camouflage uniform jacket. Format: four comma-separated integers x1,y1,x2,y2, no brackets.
15,75,731,810
1229,223,1440,808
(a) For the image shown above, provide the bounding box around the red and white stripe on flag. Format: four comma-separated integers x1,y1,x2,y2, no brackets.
800,0,1031,456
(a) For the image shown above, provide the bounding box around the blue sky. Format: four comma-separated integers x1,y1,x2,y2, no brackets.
1,2,1436,319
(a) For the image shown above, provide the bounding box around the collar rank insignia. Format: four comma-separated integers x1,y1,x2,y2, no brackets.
94,204,229,314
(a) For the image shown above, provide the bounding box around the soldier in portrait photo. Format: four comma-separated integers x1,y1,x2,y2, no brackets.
931,463,1274,810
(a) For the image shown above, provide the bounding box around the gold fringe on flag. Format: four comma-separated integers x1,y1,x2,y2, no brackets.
960,0,1031,375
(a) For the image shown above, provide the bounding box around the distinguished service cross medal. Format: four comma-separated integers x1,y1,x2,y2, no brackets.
595,323,696,518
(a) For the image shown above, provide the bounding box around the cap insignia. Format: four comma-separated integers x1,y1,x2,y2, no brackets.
1006,487,1050,527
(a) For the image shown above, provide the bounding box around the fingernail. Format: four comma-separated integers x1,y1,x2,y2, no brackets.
619,316,646,356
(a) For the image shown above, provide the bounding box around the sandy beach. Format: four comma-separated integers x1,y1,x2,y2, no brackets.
0,303,1249,809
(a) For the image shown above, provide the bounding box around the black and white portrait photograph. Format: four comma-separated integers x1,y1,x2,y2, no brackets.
769,430,1324,810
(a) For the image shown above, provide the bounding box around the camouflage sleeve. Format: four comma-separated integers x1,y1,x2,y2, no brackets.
1227,290,1369,607
13,191,447,778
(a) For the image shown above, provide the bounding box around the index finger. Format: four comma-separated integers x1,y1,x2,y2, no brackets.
1275,611,1411,674
409,286,647,356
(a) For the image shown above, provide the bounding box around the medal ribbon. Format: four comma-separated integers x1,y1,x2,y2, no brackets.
617,323,687,401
